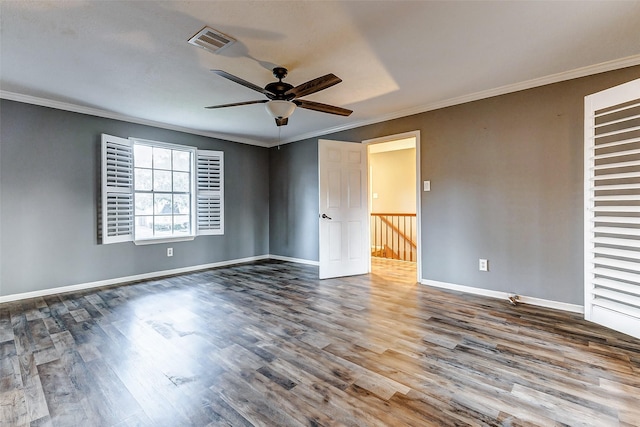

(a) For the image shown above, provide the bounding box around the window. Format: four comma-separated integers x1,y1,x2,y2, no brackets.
101,134,223,245
133,142,194,240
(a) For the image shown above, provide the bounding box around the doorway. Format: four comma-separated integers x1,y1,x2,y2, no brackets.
364,131,421,283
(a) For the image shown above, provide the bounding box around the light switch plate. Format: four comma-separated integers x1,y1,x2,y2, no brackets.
423,181,431,191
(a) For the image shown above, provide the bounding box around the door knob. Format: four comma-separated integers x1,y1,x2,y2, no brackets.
321,213,332,220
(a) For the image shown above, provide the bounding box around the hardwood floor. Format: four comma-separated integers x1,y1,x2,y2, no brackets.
1,260,639,426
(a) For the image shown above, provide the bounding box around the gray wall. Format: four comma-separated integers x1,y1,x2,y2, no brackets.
0,100,269,297
268,140,319,261
268,66,640,305
3,66,639,303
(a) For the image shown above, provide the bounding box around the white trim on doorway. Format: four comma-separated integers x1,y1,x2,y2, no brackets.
363,131,422,283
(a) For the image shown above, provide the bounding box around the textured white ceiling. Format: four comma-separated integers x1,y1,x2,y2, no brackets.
2,1,640,146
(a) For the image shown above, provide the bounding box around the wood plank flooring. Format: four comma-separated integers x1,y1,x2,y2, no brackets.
1,259,639,426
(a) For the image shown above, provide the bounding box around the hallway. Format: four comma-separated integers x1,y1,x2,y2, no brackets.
370,257,417,285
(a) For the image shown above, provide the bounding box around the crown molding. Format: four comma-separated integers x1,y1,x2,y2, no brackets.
0,91,270,148
4,54,639,149
265,54,640,147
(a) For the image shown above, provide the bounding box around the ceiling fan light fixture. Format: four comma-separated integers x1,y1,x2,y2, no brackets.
265,100,296,119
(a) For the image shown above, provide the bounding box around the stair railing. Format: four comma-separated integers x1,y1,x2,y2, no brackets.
370,213,417,261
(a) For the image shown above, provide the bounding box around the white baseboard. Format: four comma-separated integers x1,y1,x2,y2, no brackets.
0,255,271,304
268,254,319,266
2,257,580,315
421,279,584,314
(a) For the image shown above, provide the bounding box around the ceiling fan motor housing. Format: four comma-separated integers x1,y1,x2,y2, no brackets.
265,81,294,100
266,67,294,100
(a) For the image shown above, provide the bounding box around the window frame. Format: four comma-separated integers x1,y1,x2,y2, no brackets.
101,134,224,245
130,138,197,245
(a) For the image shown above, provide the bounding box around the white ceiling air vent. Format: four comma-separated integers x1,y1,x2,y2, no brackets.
188,27,235,54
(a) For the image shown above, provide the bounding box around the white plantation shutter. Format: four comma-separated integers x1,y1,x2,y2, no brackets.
101,134,134,244
197,150,224,235
585,78,640,339
100,135,223,242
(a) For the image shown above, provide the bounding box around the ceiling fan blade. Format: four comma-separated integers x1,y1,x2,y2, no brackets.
275,117,289,127
211,70,275,97
205,100,268,109
285,73,342,99
294,99,352,116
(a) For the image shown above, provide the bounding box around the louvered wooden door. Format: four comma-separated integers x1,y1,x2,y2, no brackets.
585,78,640,339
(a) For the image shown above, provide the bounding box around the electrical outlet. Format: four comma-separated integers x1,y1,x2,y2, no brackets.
479,259,488,271
167,248,173,257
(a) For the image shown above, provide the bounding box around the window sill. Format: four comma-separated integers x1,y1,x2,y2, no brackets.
133,236,195,245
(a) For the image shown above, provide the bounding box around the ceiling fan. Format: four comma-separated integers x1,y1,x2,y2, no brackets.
206,67,352,126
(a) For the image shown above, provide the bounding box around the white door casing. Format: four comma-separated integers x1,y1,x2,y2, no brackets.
363,130,422,283
585,78,640,340
319,139,369,279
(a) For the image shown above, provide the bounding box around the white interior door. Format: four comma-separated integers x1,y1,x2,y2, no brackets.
585,77,640,339
319,139,368,279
